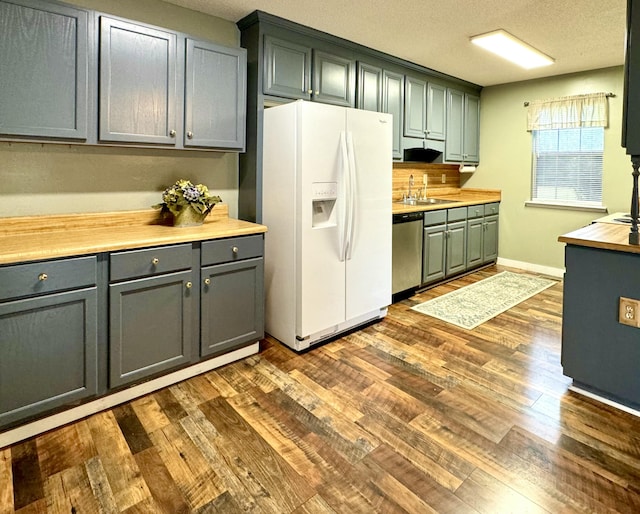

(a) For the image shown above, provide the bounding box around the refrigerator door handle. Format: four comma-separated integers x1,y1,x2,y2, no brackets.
345,132,357,260
339,131,350,262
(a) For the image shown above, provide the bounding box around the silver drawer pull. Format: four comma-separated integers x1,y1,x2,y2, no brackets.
169,130,176,137
232,246,239,254
185,281,193,289
38,273,48,281
204,278,211,286
151,258,159,265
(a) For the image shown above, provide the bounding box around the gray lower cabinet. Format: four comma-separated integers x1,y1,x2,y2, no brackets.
423,220,446,284
483,215,499,263
99,16,178,145
0,0,88,140
446,218,467,276
200,235,265,357
108,244,193,387
466,206,484,269
0,256,98,428
382,70,404,160
184,39,247,150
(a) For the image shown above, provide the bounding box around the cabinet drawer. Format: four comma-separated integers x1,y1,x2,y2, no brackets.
0,256,97,301
110,244,192,281
201,235,264,266
467,205,484,219
484,203,500,216
423,210,447,226
447,207,467,223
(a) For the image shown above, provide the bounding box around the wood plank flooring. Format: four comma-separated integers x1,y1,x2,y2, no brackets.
3,265,640,513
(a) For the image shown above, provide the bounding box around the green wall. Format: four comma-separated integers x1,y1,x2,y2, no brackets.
0,0,241,218
462,66,631,272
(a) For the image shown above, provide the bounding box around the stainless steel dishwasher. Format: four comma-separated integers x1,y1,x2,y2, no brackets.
392,211,423,294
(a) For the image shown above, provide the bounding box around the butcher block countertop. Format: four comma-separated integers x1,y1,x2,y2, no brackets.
0,204,267,265
391,188,501,214
558,221,640,255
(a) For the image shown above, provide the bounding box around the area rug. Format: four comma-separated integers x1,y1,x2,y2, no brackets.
411,271,557,330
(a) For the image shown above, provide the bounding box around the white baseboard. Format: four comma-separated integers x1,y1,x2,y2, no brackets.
496,257,565,279
0,342,260,450
569,385,640,418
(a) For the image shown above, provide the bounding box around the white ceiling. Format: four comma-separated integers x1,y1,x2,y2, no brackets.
160,0,626,87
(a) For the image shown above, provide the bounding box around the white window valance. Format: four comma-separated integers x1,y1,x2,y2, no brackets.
526,92,609,131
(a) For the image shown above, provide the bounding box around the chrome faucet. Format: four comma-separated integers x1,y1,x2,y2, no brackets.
408,174,414,200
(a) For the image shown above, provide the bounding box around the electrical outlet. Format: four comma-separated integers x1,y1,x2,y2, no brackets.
441,173,446,184
619,297,640,327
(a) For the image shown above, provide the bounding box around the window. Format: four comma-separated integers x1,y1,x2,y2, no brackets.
526,92,608,209
532,126,604,205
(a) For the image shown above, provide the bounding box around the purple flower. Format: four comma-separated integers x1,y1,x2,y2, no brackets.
183,186,201,202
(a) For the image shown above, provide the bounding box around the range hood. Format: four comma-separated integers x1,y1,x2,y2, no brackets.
403,147,442,163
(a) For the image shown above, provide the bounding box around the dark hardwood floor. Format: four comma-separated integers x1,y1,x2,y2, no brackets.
3,265,640,513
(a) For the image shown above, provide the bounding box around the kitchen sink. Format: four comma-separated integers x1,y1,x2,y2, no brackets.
396,197,459,206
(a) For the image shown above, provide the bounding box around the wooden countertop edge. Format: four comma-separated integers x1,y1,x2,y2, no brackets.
558,222,640,255
0,205,268,265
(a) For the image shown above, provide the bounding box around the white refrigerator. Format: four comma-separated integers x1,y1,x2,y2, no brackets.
262,100,392,351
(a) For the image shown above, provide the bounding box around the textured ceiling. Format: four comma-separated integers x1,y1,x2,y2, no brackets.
160,0,626,87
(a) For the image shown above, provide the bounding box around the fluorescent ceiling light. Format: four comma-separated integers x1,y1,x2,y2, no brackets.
470,29,554,69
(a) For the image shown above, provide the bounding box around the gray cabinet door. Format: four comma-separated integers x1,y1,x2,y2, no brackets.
426,83,446,141
109,270,193,387
382,71,404,160
201,257,264,357
356,62,382,112
446,220,467,276
423,224,446,284
185,38,247,150
263,35,311,100
0,0,88,140
466,217,484,269
312,51,355,107
445,88,464,162
404,76,427,138
483,215,499,263
99,17,178,144
0,288,98,427
464,93,480,163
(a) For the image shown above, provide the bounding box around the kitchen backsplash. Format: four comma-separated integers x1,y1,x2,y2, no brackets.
392,163,461,201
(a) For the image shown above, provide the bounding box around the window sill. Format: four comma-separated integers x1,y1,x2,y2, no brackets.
524,200,608,213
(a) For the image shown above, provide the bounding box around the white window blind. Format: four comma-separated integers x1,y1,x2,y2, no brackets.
532,127,604,205
527,93,608,207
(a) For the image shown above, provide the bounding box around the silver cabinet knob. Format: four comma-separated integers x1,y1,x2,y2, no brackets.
307,89,313,94
185,281,193,289
169,130,176,137
38,273,48,281
315,91,319,95
204,278,211,286
151,257,159,265
187,131,193,139
232,246,239,254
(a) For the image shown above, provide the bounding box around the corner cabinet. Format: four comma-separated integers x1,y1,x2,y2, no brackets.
445,89,480,163
0,0,88,140
0,256,98,427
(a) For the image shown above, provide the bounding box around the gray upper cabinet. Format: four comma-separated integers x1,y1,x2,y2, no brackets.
426,83,446,141
312,51,355,107
445,88,480,163
404,76,427,138
382,71,404,160
263,35,312,100
356,62,383,112
99,16,178,145
185,39,247,150
0,0,88,140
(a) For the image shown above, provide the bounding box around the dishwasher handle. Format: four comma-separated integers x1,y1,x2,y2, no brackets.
393,212,424,224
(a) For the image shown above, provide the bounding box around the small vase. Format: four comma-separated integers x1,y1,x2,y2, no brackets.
173,207,206,227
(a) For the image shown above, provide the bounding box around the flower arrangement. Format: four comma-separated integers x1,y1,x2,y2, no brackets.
154,179,221,226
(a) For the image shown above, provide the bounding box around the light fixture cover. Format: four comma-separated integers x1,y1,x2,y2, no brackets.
470,29,554,69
